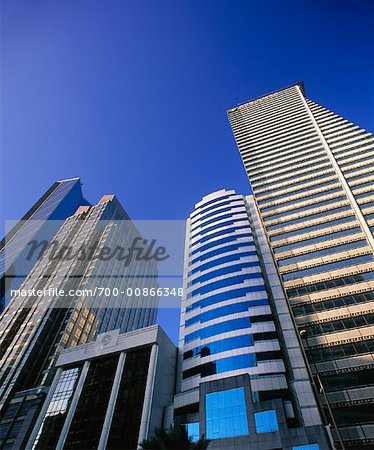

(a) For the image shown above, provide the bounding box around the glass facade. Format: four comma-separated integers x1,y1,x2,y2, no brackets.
254,410,279,433
205,388,249,439
64,355,119,449
0,178,90,313
181,190,281,389
33,367,82,449
228,82,374,448
0,195,159,448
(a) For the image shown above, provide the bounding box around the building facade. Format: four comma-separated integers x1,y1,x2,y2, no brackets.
0,178,90,313
25,325,176,450
0,194,159,448
174,189,332,450
228,83,374,449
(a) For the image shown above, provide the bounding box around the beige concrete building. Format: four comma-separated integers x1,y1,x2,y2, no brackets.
227,83,374,449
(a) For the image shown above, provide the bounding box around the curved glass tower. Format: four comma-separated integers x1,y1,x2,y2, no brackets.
174,189,332,450
181,190,271,388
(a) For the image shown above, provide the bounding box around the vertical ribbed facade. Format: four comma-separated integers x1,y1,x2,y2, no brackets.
175,189,331,450
228,83,374,449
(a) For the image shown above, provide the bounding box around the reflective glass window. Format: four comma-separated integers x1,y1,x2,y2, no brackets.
185,317,250,343
191,243,255,265
185,298,268,327
191,212,246,232
184,335,254,360
189,273,263,298
190,233,252,256
292,445,319,450
190,262,259,286
194,195,232,214
184,422,199,442
254,410,279,433
194,217,246,237
187,286,266,312
190,251,257,275
183,353,256,379
205,388,249,439
192,225,250,246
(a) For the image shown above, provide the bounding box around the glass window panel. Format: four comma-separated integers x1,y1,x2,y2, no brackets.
185,299,268,327
205,388,249,439
186,286,267,312
254,410,279,433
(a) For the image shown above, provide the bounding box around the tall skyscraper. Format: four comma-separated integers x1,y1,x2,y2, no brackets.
0,178,90,313
0,193,159,448
228,83,374,449
175,189,331,450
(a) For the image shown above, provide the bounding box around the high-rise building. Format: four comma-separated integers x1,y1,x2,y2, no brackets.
228,83,374,449
0,178,90,313
0,193,159,448
174,189,332,450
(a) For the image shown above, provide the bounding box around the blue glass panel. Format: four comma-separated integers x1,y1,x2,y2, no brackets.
254,410,279,433
182,353,257,379
205,388,249,439
190,251,257,275
190,233,252,256
186,286,266,312
191,243,255,265
194,194,232,214
192,212,246,232
185,317,251,343
196,217,247,237
292,445,320,450
184,335,254,359
191,262,260,286
189,273,262,298
185,299,268,327
193,225,251,245
199,206,234,223
216,353,256,372
184,422,199,442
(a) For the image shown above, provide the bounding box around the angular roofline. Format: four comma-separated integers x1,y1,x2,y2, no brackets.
229,81,305,110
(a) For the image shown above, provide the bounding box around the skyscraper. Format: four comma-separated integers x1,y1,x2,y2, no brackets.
0,178,90,313
228,83,374,449
175,189,332,450
0,193,159,448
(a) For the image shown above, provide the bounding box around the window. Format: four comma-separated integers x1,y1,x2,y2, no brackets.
186,286,266,312
205,387,249,439
184,422,199,442
185,317,251,343
188,273,263,298
292,445,319,450
254,410,279,433
185,298,268,327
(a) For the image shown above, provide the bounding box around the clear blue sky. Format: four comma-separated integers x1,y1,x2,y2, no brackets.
1,0,373,342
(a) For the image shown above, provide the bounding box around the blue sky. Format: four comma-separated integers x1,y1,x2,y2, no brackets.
1,0,373,342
